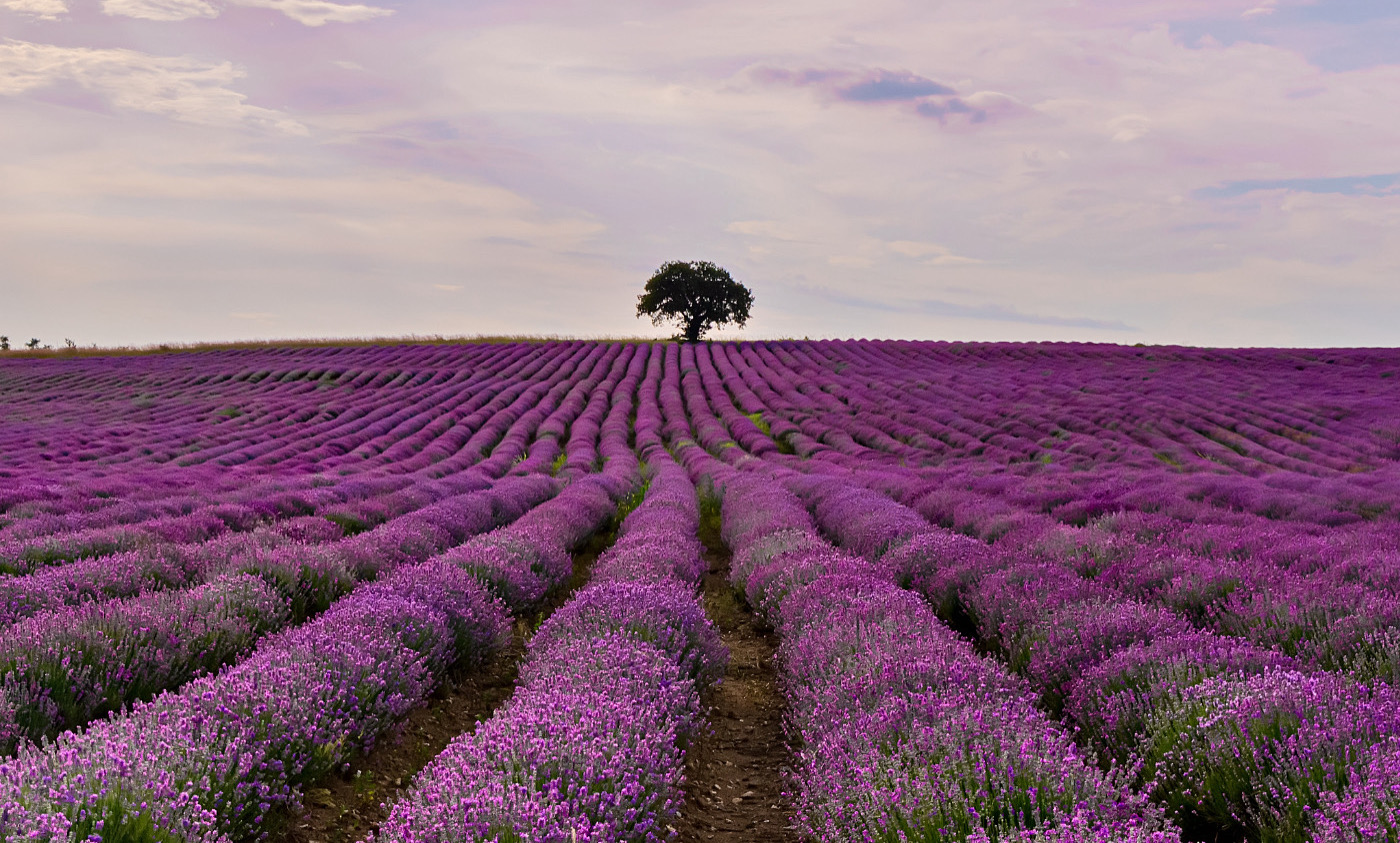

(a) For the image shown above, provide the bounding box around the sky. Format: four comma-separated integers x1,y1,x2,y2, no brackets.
1,0,1398,348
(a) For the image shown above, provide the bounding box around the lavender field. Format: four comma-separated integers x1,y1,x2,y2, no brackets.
3,340,1400,843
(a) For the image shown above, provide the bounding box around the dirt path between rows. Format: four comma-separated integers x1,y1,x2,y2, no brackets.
268,536,608,843
677,542,802,843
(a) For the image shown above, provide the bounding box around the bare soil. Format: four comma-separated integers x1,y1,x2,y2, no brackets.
267,536,608,843
677,543,802,843
272,640,525,843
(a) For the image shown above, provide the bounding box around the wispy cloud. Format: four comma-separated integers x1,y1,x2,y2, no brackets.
1196,173,1400,198
1242,0,1277,18
96,0,391,24
0,0,66,19
232,0,391,26
1107,114,1152,142
806,286,1136,331
887,241,984,265
725,220,809,242
101,0,217,21
0,40,307,133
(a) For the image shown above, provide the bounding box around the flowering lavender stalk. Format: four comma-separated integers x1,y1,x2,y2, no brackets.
0,572,291,754
531,580,726,688
433,476,627,614
1141,668,1400,842
713,476,1180,843
372,454,723,843
0,547,196,629
0,556,510,841
1311,738,1400,843
374,633,697,843
0,525,155,576
1064,631,1296,765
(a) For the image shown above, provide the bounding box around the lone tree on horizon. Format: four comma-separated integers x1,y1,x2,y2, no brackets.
636,260,754,343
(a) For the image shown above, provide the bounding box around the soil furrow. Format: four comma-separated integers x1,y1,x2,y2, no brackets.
267,534,610,843
678,543,801,843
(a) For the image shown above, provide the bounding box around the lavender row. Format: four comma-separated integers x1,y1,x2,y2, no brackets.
819,466,1400,680
0,468,494,579
0,343,596,573
0,465,542,628
0,463,631,840
0,555,513,841
783,473,1400,842
0,476,557,755
666,342,1394,680
373,454,722,843
428,340,645,613
0,343,548,480
709,473,1179,842
661,400,1171,841
681,343,1400,678
0,470,427,544
683,341,1400,528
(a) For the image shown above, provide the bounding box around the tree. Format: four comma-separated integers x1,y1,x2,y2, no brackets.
0,336,8,351
25,338,39,350
636,260,754,343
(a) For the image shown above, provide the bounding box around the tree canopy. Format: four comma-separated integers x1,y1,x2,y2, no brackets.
635,260,754,343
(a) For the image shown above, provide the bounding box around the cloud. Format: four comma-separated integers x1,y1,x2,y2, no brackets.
1196,173,1400,199
749,67,845,87
827,255,872,267
433,283,462,291
837,70,955,102
926,254,985,266
808,286,1136,331
888,240,946,257
755,66,956,102
0,0,66,19
887,240,984,264
232,0,391,26
725,219,808,241
95,0,392,25
914,97,972,119
101,0,217,20
915,90,1026,125
1108,114,1151,142
753,65,1024,127
0,39,306,133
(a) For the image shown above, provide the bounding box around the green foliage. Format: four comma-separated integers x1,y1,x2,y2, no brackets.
63,792,188,843
636,260,754,342
322,512,371,536
697,483,723,547
609,474,651,533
